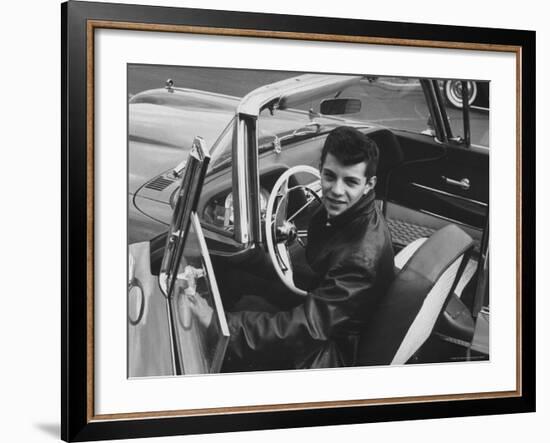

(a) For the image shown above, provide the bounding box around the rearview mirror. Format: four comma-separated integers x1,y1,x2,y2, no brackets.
320,98,361,115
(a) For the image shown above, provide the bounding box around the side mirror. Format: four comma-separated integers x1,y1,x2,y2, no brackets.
320,98,361,115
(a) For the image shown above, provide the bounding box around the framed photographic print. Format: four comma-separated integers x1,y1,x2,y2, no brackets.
62,0,535,441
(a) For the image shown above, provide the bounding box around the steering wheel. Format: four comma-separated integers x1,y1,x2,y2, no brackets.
265,165,322,296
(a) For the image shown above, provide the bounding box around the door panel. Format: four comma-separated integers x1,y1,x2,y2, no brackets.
128,241,175,377
388,131,488,234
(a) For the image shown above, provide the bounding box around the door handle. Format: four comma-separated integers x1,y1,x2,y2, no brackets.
442,176,470,191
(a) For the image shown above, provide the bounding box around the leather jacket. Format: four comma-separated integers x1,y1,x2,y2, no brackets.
225,192,395,369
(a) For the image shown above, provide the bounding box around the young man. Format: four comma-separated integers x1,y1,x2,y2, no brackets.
186,126,395,370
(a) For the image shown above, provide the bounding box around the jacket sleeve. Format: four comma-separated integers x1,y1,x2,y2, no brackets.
225,252,379,363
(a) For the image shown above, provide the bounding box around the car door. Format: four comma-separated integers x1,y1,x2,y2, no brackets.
378,79,489,356
128,136,229,377
381,79,489,249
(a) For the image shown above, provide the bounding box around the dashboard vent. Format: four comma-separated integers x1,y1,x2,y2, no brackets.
145,176,176,191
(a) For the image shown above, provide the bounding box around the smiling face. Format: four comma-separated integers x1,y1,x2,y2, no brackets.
320,153,375,218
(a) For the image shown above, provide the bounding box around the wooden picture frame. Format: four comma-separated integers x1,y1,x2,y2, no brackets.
62,1,535,441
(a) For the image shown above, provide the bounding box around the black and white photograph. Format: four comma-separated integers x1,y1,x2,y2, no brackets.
127,65,490,377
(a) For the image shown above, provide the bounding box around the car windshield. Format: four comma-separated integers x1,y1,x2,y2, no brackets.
254,76,435,151
206,75,489,175
258,76,489,147
340,77,431,133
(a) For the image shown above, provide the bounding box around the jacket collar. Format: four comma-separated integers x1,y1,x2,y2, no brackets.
323,191,376,228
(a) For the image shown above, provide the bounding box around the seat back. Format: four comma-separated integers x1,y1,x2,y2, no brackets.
358,224,474,366
368,129,404,214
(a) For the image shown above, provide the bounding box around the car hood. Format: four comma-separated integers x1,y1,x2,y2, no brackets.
129,103,235,195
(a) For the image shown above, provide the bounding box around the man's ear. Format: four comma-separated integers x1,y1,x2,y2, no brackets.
370,176,377,188
364,176,377,194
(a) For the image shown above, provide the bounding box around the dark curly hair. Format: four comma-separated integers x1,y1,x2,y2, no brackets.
320,126,379,179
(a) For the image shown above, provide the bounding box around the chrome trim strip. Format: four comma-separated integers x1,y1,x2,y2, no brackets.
192,213,229,373
471,105,489,112
251,119,262,243
411,182,488,207
470,142,489,151
236,119,249,244
164,297,177,375
192,213,229,337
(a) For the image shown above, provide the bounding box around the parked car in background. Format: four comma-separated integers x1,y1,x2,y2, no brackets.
441,79,489,109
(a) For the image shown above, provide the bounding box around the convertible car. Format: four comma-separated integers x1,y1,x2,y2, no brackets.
127,73,490,377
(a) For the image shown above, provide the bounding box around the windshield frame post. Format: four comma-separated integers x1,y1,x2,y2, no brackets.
232,118,251,246
240,114,262,245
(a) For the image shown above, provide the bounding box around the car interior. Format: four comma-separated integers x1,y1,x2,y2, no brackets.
144,122,488,368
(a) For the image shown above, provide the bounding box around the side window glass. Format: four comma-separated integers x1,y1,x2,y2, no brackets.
256,76,434,142
166,213,229,374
